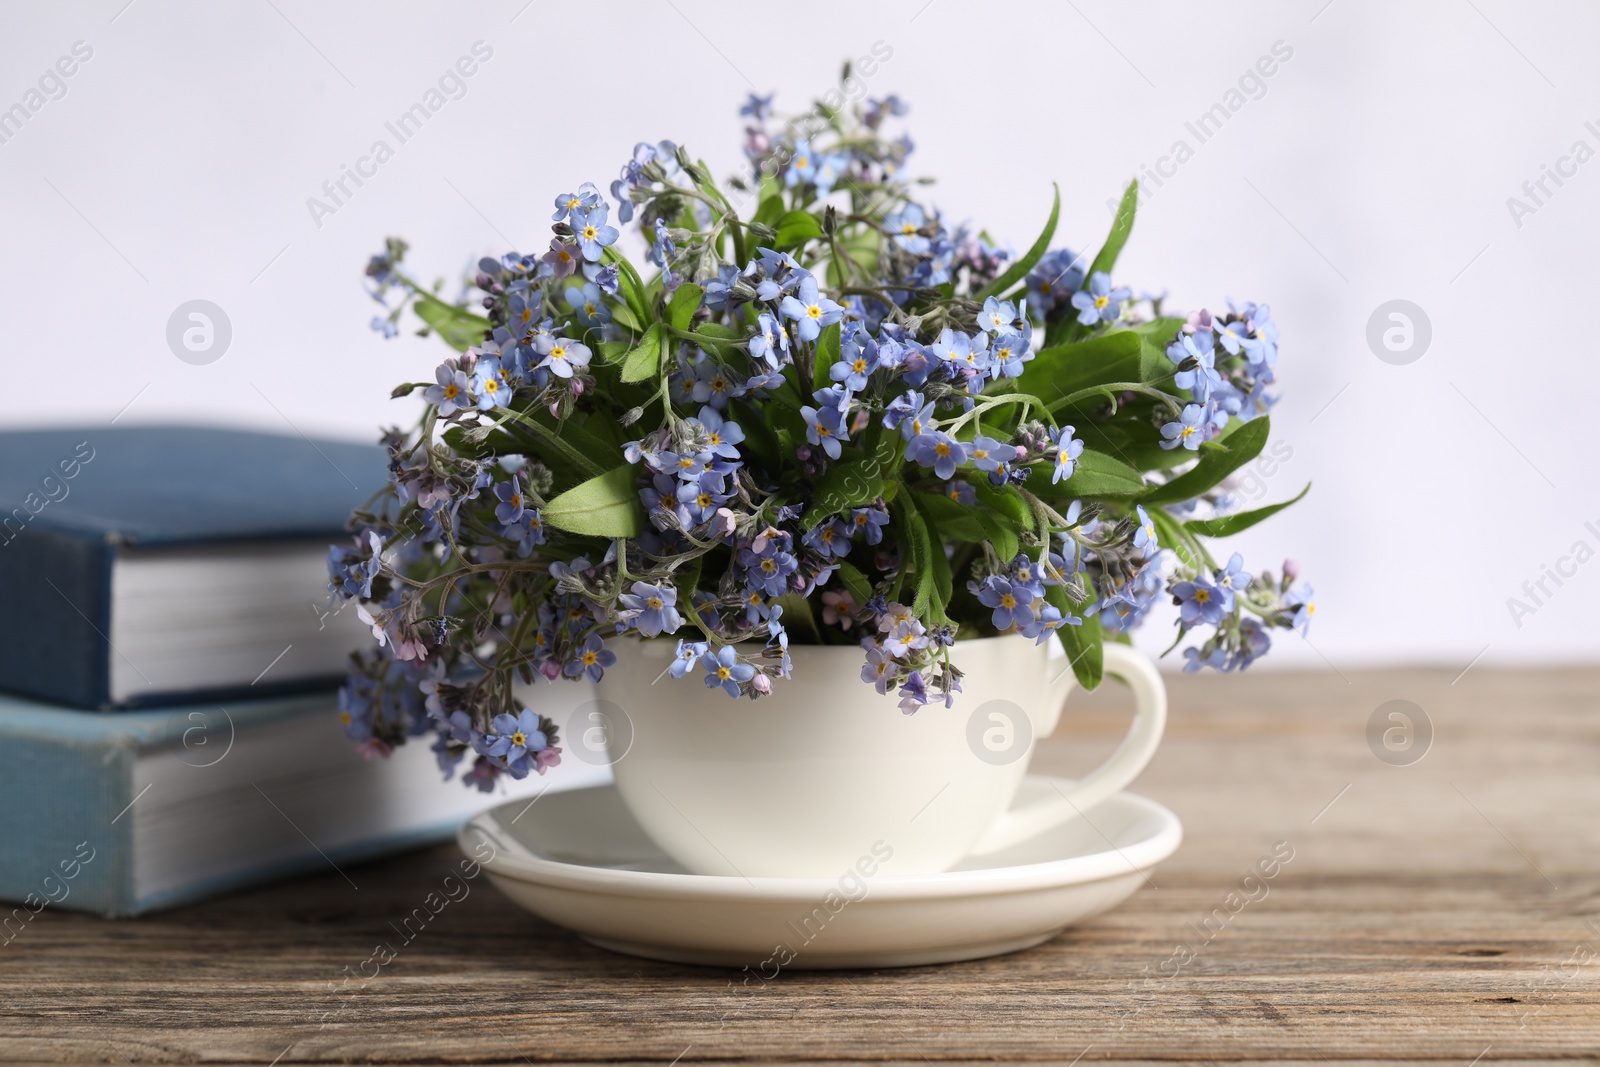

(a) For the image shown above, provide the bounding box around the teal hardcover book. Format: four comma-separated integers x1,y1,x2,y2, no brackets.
0,687,602,921
0,426,390,709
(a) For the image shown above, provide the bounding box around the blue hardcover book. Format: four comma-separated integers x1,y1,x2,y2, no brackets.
0,686,606,920
0,426,391,709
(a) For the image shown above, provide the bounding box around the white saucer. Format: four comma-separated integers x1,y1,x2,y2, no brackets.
461,775,1181,969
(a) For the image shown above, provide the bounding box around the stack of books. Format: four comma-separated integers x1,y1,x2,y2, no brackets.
0,426,597,920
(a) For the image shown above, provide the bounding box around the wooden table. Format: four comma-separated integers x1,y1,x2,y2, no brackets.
5,667,1598,1065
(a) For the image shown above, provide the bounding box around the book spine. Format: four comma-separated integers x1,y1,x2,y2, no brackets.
0,725,136,924
0,524,113,708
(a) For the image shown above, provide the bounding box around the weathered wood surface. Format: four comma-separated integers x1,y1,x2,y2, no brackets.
3,667,1597,1064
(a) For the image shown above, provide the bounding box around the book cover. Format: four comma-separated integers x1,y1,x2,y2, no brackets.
0,685,603,921
0,426,390,709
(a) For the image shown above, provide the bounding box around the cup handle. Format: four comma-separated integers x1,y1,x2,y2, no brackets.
967,642,1167,857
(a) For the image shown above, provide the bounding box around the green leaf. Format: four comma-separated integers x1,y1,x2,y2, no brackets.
1029,331,1144,412
835,558,874,606
910,490,990,543
610,301,643,334
1059,449,1146,498
412,293,490,351
671,554,703,608
812,321,841,385
774,209,824,250
805,426,899,526
753,176,786,228
541,465,645,537
1086,179,1139,282
1186,481,1311,537
1047,586,1104,690
771,594,822,644
972,479,1032,530
978,510,1019,563
664,283,703,331
977,182,1059,300
905,505,937,618
1141,416,1271,506
619,323,664,383
602,247,650,327
908,493,953,614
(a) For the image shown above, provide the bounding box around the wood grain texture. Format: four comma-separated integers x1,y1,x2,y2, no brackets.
2,667,1597,1064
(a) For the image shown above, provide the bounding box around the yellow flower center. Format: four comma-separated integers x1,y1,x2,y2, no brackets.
582,651,597,666
510,731,527,746
1094,295,1109,309
443,384,459,399
550,345,566,360
1194,589,1210,603
647,596,664,610
583,226,598,240
934,442,950,456
807,304,823,320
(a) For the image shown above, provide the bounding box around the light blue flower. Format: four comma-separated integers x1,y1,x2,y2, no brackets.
1168,330,1222,400
487,708,548,767
749,312,790,367
801,404,849,460
1133,505,1159,557
908,431,966,479
740,92,774,120
535,336,592,379
976,575,1035,631
978,296,1020,334
1071,271,1131,325
897,669,929,714
552,182,601,222
802,518,853,559
1217,553,1252,596
424,360,474,416
967,436,1010,473
493,480,526,525
849,506,891,545
780,275,844,342
861,644,896,694
831,336,880,390
694,405,745,459
678,471,732,526
472,356,511,410
1051,425,1084,483
670,639,709,678
988,328,1032,378
703,645,755,698
564,281,611,328
617,580,684,638
689,354,746,409
884,203,929,254
563,633,617,682
1160,404,1207,451
1172,575,1229,626
1287,583,1315,635
572,204,619,262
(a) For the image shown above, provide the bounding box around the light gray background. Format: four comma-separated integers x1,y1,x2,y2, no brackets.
3,1,1594,672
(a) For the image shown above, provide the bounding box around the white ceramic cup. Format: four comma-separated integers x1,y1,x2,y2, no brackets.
589,633,1166,878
